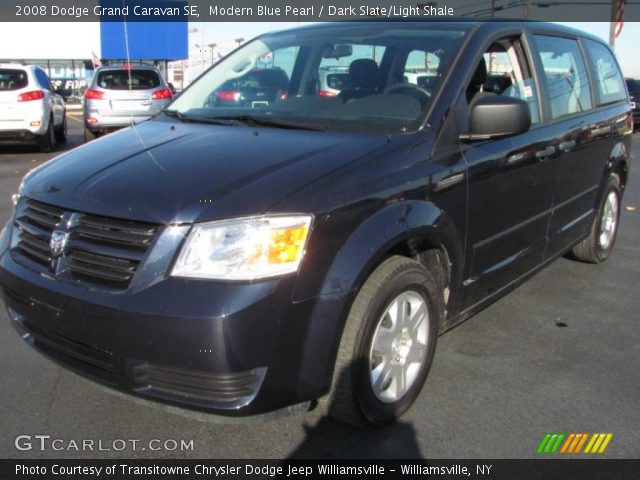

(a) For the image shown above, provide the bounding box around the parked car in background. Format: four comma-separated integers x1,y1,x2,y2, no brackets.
404,70,440,91
0,63,66,152
317,65,350,96
1,22,632,427
206,67,289,108
626,78,640,128
83,64,173,137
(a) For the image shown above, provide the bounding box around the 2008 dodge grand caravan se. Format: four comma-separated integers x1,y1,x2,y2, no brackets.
0,22,632,426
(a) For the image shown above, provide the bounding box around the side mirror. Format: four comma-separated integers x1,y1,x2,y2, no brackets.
461,95,531,141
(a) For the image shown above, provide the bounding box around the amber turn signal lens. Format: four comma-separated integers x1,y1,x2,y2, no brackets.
268,224,309,264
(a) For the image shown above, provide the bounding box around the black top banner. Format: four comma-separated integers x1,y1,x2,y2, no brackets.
5,0,640,22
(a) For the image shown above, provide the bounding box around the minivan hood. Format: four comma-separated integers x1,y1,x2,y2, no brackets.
22,118,390,224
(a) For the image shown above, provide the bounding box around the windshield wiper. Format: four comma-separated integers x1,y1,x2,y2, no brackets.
163,110,235,126
211,115,328,131
164,111,326,131
163,109,185,121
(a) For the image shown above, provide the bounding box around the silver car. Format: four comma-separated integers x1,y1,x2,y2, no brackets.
83,65,173,137
317,65,350,97
0,63,66,152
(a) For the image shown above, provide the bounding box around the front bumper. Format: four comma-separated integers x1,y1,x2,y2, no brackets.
0,242,330,416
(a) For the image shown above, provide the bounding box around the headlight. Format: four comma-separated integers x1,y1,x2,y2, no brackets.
171,215,312,280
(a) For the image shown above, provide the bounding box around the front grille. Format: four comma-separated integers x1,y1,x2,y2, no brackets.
76,214,156,250
21,199,64,231
16,230,51,264
13,198,159,290
132,363,267,409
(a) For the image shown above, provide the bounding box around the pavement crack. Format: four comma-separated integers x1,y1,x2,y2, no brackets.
44,368,63,425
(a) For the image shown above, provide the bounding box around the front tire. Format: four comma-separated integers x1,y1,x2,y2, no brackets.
328,255,440,426
571,174,621,263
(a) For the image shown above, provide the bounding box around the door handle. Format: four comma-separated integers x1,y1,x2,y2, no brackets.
535,145,556,161
558,140,576,152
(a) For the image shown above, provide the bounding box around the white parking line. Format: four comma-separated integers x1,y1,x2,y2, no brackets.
66,112,83,124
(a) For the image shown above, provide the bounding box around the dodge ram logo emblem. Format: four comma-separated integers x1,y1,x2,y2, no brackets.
49,230,69,257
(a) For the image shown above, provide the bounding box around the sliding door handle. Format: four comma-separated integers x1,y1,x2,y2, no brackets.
558,139,576,152
535,145,556,161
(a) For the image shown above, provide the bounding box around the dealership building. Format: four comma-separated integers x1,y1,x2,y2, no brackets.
0,21,188,105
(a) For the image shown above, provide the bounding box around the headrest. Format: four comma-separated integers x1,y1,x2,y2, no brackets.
349,58,379,90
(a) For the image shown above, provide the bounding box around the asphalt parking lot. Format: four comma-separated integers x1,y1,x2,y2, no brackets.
0,116,638,460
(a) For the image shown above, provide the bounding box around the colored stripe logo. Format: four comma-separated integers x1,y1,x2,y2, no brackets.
537,433,613,454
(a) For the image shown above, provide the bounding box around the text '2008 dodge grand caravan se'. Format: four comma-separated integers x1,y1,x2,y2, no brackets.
0,22,632,426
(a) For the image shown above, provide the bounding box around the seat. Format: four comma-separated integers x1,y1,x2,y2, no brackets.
466,57,495,107
339,58,380,101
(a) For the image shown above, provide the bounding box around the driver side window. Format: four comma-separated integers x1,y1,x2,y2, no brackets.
466,37,540,125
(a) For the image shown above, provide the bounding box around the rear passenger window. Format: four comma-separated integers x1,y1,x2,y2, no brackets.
583,39,626,105
0,69,28,91
96,70,160,90
534,35,592,119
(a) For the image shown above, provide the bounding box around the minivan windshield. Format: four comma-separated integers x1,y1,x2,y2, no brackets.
169,24,469,133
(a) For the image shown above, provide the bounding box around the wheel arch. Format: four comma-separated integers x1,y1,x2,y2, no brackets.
292,199,464,401
606,139,630,192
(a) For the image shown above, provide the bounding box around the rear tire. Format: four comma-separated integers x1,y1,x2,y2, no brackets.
84,128,100,142
54,112,67,143
571,174,621,263
328,255,440,426
37,117,55,153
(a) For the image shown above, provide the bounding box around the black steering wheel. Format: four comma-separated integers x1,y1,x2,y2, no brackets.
384,83,432,104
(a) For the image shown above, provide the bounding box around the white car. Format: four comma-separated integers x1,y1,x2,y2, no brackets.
0,63,66,152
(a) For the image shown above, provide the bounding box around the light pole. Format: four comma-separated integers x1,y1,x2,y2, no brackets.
208,43,217,66
187,27,199,85
194,43,205,74
235,37,245,48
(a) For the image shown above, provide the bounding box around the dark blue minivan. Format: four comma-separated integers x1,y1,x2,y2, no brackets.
0,22,632,425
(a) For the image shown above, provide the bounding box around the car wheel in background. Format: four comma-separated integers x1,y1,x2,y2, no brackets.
55,112,67,143
37,116,56,153
84,128,101,142
328,255,440,426
571,173,622,263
